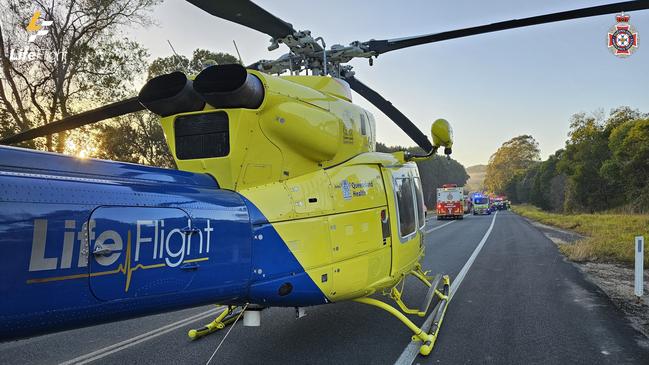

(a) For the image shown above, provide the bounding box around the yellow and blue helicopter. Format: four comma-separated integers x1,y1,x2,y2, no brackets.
1,0,647,356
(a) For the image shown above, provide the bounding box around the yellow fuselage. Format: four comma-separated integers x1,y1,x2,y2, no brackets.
160,72,426,302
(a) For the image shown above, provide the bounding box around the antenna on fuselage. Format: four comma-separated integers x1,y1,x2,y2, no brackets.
166,39,189,74
232,40,244,65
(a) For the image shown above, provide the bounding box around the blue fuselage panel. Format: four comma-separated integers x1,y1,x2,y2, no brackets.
0,146,327,341
0,147,252,340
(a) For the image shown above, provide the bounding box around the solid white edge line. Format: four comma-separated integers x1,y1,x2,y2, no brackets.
394,211,498,365
424,213,471,234
449,211,497,298
425,220,455,233
59,306,224,365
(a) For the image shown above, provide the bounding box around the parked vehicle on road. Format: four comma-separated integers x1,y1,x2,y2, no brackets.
436,184,464,220
472,195,491,215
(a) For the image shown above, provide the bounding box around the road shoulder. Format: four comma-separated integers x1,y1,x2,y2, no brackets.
520,214,649,341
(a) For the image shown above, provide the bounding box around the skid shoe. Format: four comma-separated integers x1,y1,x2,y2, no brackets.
188,305,243,340
354,268,450,356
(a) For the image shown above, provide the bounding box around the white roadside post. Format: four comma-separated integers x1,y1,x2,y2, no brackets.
635,236,644,302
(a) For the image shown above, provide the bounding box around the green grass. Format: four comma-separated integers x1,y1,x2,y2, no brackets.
513,204,649,266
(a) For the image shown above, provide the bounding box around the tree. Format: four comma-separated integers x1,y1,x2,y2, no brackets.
605,118,649,212
485,107,646,213
0,0,160,152
515,162,539,203
557,109,641,212
605,106,645,133
484,135,540,196
94,112,176,168
529,150,563,210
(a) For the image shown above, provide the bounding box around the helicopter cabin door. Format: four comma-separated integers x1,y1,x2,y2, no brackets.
384,164,426,277
88,206,198,301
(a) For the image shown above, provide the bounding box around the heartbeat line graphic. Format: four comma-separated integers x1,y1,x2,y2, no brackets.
26,231,209,292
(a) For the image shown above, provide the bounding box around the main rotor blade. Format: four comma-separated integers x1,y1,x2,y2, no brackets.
186,0,295,40
343,75,433,153
365,1,649,55
0,97,144,144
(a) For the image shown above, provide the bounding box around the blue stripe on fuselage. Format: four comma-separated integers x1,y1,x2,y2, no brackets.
243,199,328,307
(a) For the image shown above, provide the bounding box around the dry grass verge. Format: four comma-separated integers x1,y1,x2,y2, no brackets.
513,204,649,266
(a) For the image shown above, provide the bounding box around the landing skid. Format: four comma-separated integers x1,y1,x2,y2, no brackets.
187,267,451,356
188,305,244,340
353,265,450,356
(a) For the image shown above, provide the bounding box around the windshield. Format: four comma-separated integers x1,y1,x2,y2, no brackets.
474,197,489,204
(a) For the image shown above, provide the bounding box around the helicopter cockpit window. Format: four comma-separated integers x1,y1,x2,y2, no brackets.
395,178,416,238
360,113,367,135
413,177,425,229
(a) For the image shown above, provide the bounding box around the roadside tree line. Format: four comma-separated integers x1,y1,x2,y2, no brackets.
484,107,649,213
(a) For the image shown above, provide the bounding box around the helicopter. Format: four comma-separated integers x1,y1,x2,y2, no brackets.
1,0,647,357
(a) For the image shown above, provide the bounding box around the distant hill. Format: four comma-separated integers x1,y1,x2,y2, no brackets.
465,164,487,192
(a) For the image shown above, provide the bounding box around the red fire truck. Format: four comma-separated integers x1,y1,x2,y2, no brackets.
436,184,464,220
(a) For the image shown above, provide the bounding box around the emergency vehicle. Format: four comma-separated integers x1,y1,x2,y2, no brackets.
471,193,491,215
436,184,464,220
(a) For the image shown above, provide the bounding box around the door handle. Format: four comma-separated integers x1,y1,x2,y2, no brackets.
93,244,112,257
180,262,200,271
181,226,200,235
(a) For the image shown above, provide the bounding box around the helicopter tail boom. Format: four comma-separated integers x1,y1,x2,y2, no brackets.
0,145,328,340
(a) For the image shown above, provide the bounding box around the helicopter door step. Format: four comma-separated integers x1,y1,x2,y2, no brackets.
419,274,442,313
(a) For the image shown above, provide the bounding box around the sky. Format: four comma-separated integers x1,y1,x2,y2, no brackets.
127,0,649,167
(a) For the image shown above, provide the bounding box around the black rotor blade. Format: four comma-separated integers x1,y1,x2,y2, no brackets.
343,75,433,152
365,1,649,55
0,97,144,144
187,0,295,40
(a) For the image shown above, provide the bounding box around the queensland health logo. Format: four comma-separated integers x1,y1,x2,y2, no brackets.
7,9,65,62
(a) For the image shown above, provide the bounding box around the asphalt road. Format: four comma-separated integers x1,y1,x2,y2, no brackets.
2,211,648,364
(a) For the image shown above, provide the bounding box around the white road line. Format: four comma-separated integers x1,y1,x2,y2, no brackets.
449,211,497,298
394,211,498,365
59,307,224,365
425,220,455,233
424,213,470,233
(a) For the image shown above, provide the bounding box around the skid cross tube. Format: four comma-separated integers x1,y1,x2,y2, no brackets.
354,273,451,356
352,297,433,343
